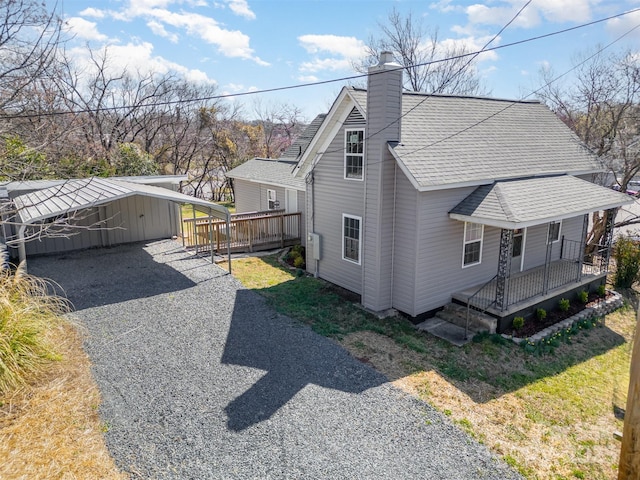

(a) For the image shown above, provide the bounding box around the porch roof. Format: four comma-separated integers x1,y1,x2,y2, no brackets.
449,175,633,229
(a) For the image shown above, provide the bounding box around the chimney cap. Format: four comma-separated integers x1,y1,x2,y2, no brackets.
379,51,395,65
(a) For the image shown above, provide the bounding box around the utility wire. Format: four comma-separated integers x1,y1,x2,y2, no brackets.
0,6,638,119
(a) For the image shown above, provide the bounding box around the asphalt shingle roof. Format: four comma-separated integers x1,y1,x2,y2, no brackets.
346,89,603,189
449,175,632,228
226,158,305,190
280,114,327,160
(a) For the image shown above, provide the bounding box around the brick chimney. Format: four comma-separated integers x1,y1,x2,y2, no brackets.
361,51,403,313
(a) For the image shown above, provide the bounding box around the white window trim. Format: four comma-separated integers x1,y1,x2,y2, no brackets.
462,222,484,268
512,227,527,273
342,213,362,265
267,189,277,210
343,128,365,181
547,220,562,244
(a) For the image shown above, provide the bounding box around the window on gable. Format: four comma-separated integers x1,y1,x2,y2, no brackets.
547,221,561,244
344,129,364,180
267,189,278,210
343,214,361,264
463,222,483,267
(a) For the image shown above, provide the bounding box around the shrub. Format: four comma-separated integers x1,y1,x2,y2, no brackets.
0,266,69,394
613,235,640,288
558,298,570,312
293,255,305,268
536,308,547,321
512,316,525,330
578,290,589,304
597,284,606,297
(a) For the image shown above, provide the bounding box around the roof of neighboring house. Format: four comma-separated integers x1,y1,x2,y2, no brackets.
13,177,227,225
449,175,633,229
391,92,603,189
226,158,306,190
280,114,327,161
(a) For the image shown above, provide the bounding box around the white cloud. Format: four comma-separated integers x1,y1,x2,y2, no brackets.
298,34,366,58
64,17,109,42
79,7,106,18
225,0,256,20
297,34,366,74
147,20,180,42
606,9,640,39
429,0,461,13
464,0,594,28
68,42,216,85
298,75,319,83
438,36,499,63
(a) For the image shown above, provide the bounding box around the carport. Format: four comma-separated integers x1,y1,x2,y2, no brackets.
9,177,231,271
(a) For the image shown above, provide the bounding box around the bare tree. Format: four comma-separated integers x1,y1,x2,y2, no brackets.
0,0,62,119
355,7,487,95
537,48,640,247
251,99,304,158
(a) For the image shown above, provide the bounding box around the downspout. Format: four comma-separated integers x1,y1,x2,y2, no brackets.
390,158,397,308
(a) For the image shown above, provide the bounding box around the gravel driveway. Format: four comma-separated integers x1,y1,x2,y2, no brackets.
30,240,522,479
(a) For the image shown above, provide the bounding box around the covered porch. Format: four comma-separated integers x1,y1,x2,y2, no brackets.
449,175,633,333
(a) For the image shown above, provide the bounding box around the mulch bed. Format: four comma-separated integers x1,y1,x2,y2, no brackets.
507,291,611,338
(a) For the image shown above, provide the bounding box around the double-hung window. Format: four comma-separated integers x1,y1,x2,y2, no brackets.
547,221,561,244
267,189,277,210
463,222,483,267
343,214,361,264
344,129,364,180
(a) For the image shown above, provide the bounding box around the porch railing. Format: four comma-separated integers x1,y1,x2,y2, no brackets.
182,209,301,254
467,237,609,315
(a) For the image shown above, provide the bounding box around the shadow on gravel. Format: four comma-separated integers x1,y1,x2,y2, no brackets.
221,289,387,432
29,242,198,310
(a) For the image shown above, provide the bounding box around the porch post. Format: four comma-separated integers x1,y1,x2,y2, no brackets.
495,228,513,311
543,224,554,295
577,213,589,282
601,208,616,273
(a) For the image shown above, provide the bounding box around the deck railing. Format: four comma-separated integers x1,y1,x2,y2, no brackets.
182,210,301,254
467,237,609,314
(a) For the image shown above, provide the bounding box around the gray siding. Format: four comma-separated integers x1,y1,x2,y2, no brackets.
412,187,501,316
234,180,262,213
310,114,366,294
391,169,418,314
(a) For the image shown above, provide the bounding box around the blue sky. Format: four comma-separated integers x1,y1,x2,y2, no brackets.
54,0,640,121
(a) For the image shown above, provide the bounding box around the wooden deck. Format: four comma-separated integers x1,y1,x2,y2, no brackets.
182,210,302,254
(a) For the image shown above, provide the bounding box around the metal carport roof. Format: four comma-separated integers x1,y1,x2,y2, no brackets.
10,177,231,269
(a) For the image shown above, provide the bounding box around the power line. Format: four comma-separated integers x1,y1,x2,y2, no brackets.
0,6,639,120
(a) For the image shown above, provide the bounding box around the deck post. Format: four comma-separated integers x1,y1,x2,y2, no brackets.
495,229,513,311
226,210,232,274
209,212,214,264
578,213,588,281
280,214,284,248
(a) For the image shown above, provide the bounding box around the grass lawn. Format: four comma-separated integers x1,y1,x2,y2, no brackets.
181,201,235,219
227,253,636,480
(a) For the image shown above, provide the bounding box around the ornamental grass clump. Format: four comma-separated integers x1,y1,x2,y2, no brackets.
613,235,640,288
0,265,70,395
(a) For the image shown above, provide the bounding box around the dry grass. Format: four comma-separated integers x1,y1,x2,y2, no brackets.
0,290,126,479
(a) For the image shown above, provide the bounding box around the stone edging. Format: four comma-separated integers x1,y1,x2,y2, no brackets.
503,290,624,345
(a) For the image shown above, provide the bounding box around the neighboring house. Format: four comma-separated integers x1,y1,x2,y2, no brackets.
228,52,632,334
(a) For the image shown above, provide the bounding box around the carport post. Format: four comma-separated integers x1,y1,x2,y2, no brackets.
17,225,27,270
192,205,198,253
226,210,232,274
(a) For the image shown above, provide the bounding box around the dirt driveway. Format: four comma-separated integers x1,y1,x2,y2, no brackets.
30,240,521,479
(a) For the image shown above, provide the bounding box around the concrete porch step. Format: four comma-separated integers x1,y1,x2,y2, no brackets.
437,303,497,334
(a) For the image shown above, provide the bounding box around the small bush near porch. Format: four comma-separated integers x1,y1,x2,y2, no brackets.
226,253,635,480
